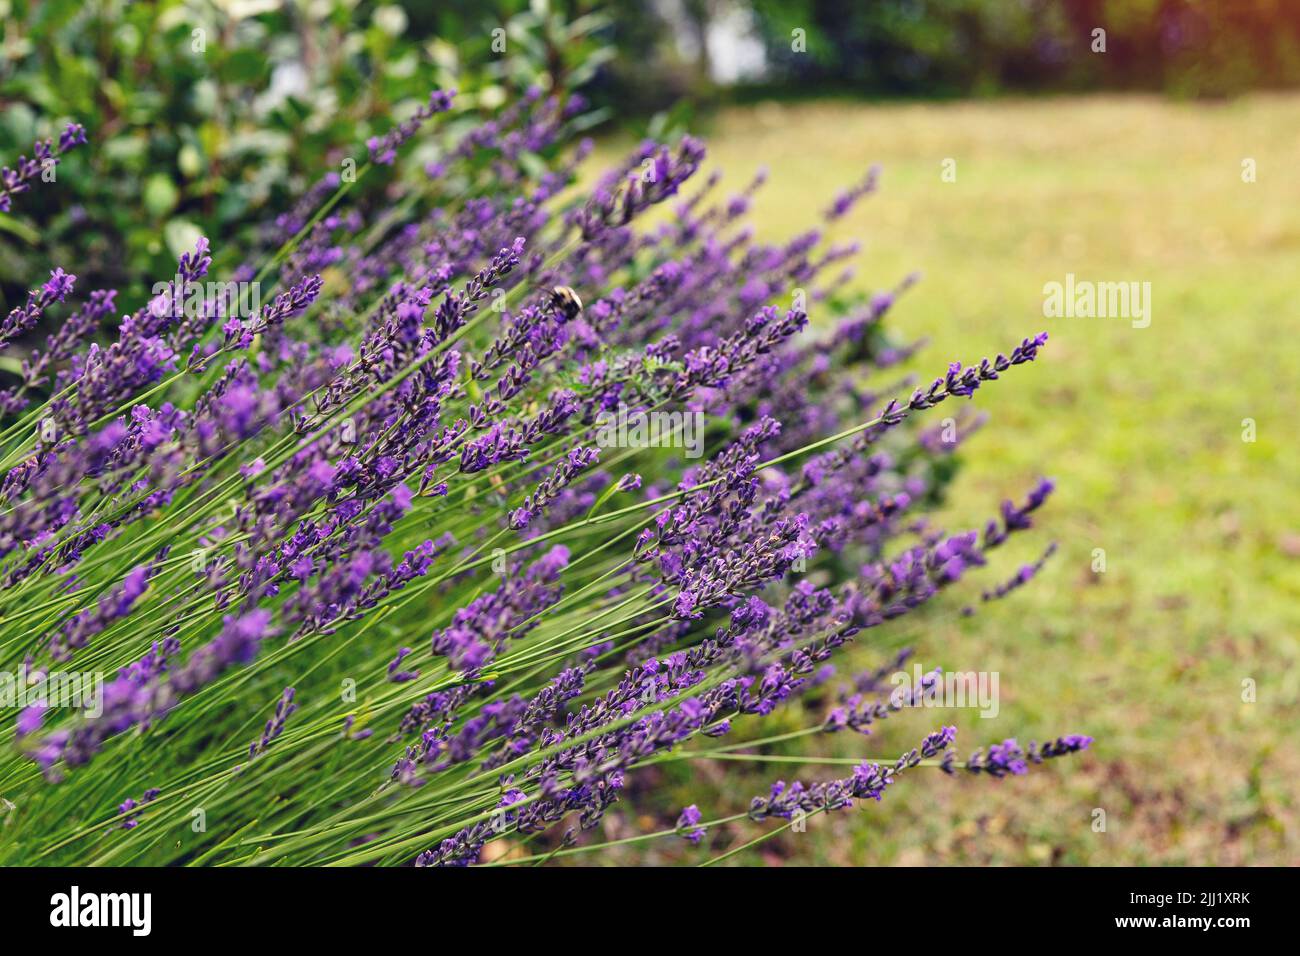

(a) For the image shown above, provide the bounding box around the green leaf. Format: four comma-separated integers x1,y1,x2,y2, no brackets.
143,173,180,217
178,143,203,179
163,218,204,259
219,47,268,86
0,214,40,245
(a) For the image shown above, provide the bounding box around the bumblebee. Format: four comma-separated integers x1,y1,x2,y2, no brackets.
547,285,583,322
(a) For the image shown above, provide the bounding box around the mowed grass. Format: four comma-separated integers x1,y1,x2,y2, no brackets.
579,94,1300,866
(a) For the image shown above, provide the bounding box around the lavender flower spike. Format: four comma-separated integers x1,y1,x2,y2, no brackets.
1,269,77,350
0,122,87,213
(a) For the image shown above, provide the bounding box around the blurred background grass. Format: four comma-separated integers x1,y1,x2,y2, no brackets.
3,1,1298,864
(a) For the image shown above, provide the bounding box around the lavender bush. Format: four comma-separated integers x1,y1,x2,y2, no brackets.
0,87,1089,866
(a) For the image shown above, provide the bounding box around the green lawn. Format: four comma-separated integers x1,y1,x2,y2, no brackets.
584,94,1300,865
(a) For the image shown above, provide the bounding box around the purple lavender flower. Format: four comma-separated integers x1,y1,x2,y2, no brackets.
428,546,570,672
249,688,297,758
981,542,1058,603
945,734,1093,776
825,164,880,220
0,269,77,349
49,561,158,661
676,804,706,844
16,704,45,737
0,122,86,213
117,788,159,829
367,89,455,165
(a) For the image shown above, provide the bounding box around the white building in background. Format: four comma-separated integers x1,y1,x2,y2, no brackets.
655,0,769,84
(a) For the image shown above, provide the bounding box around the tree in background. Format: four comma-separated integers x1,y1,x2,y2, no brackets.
744,0,1300,98
0,0,608,310
5,0,1298,328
